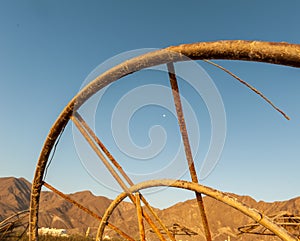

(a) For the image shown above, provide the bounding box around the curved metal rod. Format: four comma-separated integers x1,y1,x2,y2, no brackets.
96,179,298,241
29,40,300,240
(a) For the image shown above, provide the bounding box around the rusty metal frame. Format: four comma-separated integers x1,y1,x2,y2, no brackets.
96,179,298,241
29,40,300,241
70,113,174,241
71,112,175,240
238,211,300,237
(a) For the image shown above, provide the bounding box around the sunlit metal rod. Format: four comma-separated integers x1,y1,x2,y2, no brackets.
136,193,146,241
71,115,167,241
42,181,134,241
98,179,298,241
167,62,212,241
73,112,176,241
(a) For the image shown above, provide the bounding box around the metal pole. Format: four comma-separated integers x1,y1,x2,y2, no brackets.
136,193,146,241
167,62,212,241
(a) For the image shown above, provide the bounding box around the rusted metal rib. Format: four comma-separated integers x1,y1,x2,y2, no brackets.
167,62,212,241
97,179,298,241
73,112,133,185
71,114,167,241
135,193,146,241
73,112,176,241
42,181,134,241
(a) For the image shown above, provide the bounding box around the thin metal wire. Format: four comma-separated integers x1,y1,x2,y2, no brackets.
203,59,290,120
44,126,66,179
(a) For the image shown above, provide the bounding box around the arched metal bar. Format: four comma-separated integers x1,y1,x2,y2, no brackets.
96,179,298,241
30,40,300,241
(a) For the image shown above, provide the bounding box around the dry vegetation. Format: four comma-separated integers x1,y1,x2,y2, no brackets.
16,234,120,241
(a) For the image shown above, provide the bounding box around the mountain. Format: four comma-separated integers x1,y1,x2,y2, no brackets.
0,177,31,219
0,177,138,238
1,177,299,241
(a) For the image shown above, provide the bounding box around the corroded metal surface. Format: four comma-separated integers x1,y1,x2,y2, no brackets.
150,223,198,236
168,62,212,241
238,211,300,237
96,179,298,241
72,112,176,241
71,114,168,241
135,193,146,241
29,40,300,241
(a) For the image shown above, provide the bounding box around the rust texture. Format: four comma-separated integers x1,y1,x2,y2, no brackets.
29,40,300,241
167,62,212,241
71,114,168,241
135,193,146,241
238,211,300,237
96,179,298,241
73,112,176,241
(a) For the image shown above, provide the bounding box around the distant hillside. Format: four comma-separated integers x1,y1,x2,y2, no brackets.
0,177,31,219
0,177,138,238
1,177,300,240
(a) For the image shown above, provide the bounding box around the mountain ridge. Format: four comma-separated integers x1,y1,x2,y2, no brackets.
1,177,299,241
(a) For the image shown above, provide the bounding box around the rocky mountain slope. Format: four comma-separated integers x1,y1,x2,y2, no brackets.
0,177,31,219
1,177,299,241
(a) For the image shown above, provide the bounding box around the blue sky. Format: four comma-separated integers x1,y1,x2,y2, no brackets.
1,1,300,208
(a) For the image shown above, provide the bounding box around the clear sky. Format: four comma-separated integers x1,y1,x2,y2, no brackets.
1,1,300,208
